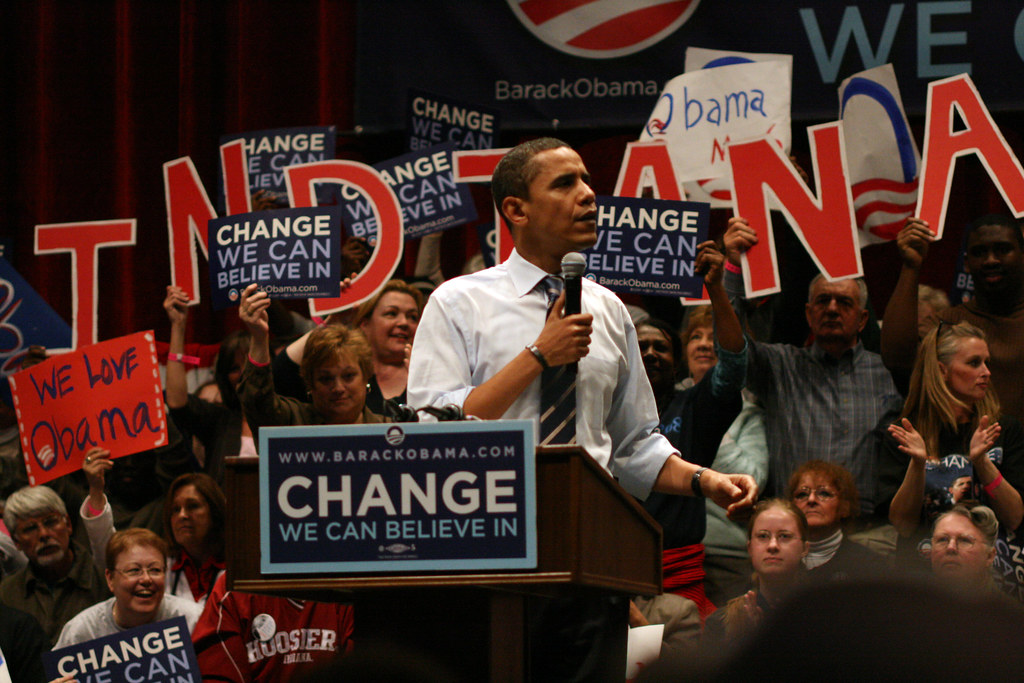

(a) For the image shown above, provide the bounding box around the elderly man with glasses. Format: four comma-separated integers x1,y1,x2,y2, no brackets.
0,485,108,644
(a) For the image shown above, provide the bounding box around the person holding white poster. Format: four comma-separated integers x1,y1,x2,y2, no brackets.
640,59,791,206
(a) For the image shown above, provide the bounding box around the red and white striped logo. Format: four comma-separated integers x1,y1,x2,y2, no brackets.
852,178,919,242
506,0,701,59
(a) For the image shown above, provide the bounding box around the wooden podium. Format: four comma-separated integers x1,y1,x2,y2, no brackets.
224,445,662,681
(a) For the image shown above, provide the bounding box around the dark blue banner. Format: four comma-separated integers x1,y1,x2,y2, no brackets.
219,126,337,210
341,143,477,242
44,617,201,682
259,420,537,573
207,207,342,310
584,195,709,298
0,257,73,405
357,1,1024,130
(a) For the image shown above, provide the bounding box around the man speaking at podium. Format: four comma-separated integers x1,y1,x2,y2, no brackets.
408,138,757,679
409,137,755,508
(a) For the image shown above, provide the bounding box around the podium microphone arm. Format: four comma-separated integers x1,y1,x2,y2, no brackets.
418,405,468,422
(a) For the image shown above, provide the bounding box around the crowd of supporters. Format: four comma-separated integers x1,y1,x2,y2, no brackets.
2,181,1024,680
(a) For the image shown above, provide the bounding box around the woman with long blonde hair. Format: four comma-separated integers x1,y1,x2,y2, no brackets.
880,321,1024,594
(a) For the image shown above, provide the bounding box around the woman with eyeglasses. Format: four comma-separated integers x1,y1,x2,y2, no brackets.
52,528,202,648
880,321,1024,592
787,460,884,581
929,504,1001,595
704,500,808,643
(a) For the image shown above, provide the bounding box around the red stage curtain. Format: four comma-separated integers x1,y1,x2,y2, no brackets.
1,0,357,344
2,0,1023,348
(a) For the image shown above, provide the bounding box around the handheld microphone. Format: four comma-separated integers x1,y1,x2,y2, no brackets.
561,252,586,316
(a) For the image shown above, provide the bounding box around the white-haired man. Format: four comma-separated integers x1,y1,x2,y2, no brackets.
0,485,108,644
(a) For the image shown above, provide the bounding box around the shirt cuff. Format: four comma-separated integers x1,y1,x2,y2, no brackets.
80,497,111,521
612,439,673,500
723,267,745,298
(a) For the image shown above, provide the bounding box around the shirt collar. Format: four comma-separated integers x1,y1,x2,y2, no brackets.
506,249,555,298
810,340,862,364
171,550,226,573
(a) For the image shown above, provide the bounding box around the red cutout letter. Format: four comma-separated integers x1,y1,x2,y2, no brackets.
729,122,862,297
286,160,405,316
916,74,1024,238
453,149,510,263
163,158,217,302
614,141,683,200
219,139,253,216
34,220,137,348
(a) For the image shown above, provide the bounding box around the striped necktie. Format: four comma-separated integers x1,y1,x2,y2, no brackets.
539,276,576,445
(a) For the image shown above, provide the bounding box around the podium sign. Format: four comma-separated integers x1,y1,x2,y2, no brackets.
259,420,537,574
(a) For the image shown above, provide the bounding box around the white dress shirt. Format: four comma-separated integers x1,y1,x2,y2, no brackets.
408,250,673,498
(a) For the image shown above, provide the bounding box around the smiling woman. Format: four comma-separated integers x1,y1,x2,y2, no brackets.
81,459,228,606
352,280,424,413
53,529,202,649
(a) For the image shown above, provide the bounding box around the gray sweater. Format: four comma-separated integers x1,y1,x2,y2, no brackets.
53,595,202,650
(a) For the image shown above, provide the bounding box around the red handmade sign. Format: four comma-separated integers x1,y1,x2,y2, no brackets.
8,331,167,486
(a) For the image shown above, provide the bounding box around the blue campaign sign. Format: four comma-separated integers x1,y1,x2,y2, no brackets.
0,257,72,405
207,206,342,310
585,196,709,298
341,143,477,242
219,125,338,210
406,89,501,152
44,616,201,682
259,420,537,574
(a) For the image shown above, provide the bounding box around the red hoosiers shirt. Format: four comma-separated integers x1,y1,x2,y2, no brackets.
192,574,354,682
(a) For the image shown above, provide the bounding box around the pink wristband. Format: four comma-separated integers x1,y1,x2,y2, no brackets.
167,353,201,365
984,473,1004,496
724,261,741,274
86,501,104,517
247,354,270,368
